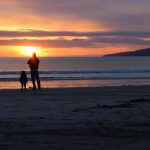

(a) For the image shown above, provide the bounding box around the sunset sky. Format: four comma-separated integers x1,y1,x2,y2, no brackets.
0,0,150,57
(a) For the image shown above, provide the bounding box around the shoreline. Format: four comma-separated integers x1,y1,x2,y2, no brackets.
0,84,150,90
1,77,150,91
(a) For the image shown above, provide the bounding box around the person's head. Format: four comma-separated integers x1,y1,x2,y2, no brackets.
32,52,37,59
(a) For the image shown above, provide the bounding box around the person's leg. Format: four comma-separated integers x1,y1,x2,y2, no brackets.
21,83,23,90
24,83,27,90
35,71,41,89
31,71,36,89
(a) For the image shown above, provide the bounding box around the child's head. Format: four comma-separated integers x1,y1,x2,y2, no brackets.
21,71,26,75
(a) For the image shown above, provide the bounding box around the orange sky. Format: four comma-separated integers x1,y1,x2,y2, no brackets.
0,0,149,57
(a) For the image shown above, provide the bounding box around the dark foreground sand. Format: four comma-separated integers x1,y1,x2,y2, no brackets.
1,86,150,150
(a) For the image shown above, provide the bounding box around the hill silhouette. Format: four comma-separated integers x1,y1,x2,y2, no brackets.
104,47,150,56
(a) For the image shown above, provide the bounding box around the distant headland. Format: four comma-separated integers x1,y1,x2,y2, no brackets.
104,47,150,57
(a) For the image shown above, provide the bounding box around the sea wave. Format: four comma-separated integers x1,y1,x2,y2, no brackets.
0,69,150,82
0,76,150,82
1,69,150,75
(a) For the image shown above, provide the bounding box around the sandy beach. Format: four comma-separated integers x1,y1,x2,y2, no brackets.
0,86,150,150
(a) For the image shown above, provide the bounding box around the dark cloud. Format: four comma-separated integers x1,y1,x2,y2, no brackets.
0,30,150,38
0,39,93,48
0,35,148,48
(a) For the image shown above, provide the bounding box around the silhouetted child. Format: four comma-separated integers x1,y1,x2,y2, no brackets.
19,71,28,90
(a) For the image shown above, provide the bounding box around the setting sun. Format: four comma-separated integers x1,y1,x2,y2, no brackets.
24,46,38,56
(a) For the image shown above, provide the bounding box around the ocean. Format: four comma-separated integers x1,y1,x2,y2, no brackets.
1,57,150,89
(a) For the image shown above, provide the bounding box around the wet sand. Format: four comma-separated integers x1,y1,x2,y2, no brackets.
0,86,150,150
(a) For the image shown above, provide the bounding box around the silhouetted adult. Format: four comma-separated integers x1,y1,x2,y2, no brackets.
27,52,41,90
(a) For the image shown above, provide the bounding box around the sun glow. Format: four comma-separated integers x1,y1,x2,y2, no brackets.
24,46,37,56
21,46,48,57
22,46,45,56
